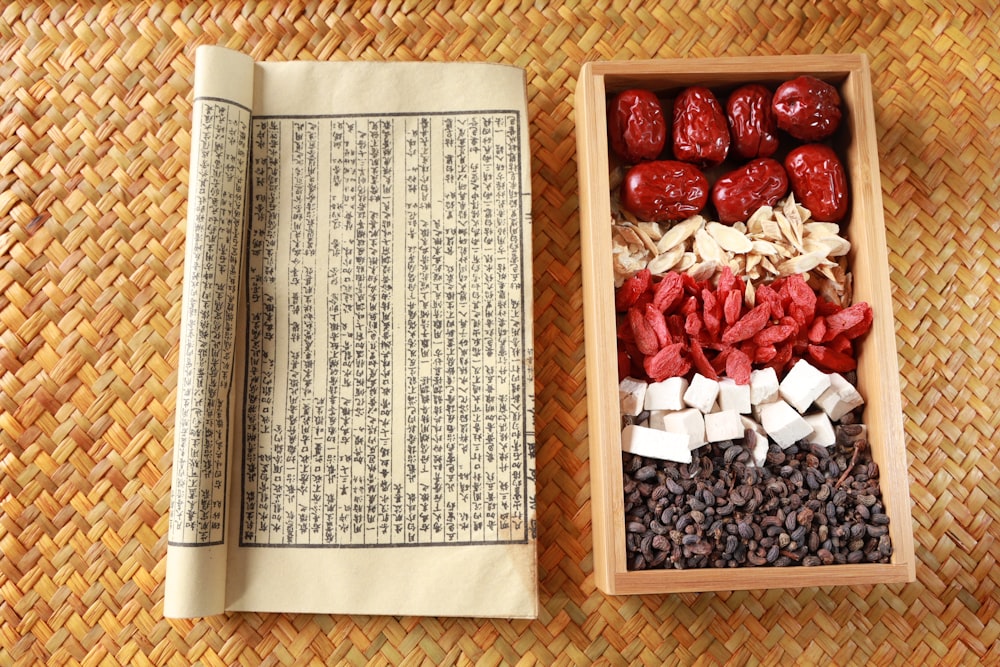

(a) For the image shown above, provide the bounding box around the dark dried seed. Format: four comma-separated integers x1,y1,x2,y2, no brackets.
682,533,701,546
627,521,646,533
802,555,822,567
871,513,890,526
878,534,893,557
867,524,888,538
649,520,669,535
635,465,658,481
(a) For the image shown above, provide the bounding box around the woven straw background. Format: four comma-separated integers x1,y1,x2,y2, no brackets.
1,1,997,664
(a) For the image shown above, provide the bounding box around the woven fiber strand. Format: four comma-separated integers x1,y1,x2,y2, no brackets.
0,0,997,664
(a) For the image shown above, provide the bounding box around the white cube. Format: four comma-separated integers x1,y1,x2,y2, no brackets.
621,424,692,463
619,377,648,416
644,376,689,411
803,412,837,447
656,408,706,450
718,378,752,414
815,372,865,421
683,373,720,414
749,367,780,406
759,399,813,449
704,410,744,442
778,359,831,414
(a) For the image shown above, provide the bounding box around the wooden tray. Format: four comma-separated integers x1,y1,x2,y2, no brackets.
575,55,916,594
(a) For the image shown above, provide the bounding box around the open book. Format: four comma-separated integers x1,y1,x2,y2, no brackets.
165,46,537,618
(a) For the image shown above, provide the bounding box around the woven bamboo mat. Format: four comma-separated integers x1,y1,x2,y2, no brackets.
1,1,997,664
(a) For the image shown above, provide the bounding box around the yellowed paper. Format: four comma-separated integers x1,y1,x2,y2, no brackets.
167,46,536,619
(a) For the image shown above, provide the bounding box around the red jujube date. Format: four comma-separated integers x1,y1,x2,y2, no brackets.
607,89,667,164
772,75,843,142
784,144,849,223
621,160,709,222
711,158,789,224
726,84,779,159
672,86,730,168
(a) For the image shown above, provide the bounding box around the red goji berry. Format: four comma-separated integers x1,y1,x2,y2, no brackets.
825,302,873,340
689,340,719,380
723,288,743,326
652,271,685,313
644,343,691,382
615,268,652,311
702,289,722,339
755,323,796,346
618,350,632,382
755,283,784,320
807,344,856,372
629,306,661,356
827,333,853,355
722,302,771,344
807,316,827,344
726,347,753,384
754,344,777,364
644,304,670,349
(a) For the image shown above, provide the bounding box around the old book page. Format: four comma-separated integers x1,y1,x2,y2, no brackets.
166,46,537,618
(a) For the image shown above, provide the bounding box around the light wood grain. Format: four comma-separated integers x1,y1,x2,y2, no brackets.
576,55,916,594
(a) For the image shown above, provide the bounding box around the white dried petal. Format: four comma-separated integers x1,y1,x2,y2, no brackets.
803,221,841,238
750,239,781,256
777,252,824,276
732,221,747,235
774,210,804,250
782,194,805,230
814,234,851,257
760,217,783,241
746,205,773,234
632,224,660,256
637,222,664,242
646,245,684,274
656,215,705,254
687,260,719,282
614,224,645,250
694,228,727,264
676,252,698,272
707,221,753,254
744,280,756,307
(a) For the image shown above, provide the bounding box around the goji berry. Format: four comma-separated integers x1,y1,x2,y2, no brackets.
685,311,704,338
755,323,796,346
825,302,873,340
629,306,661,356
689,340,718,380
618,350,632,382
807,316,827,344
754,344,777,364
644,343,691,382
726,347,753,384
722,302,771,344
756,283,784,319
827,333,853,355
644,303,670,349
723,288,743,326
807,344,856,372
615,268,652,311
652,271,685,313
702,289,722,339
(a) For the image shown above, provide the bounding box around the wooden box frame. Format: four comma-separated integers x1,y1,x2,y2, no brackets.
575,55,916,594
